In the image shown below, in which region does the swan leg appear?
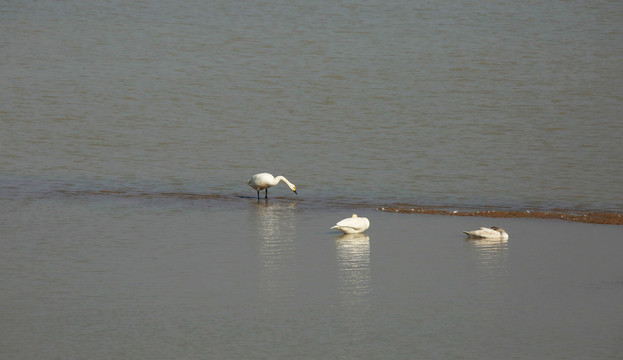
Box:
[264,189,268,199]
[257,190,260,200]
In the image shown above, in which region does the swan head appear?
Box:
[490,226,506,234]
[275,175,296,194]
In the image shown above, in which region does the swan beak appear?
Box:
[293,188,297,194]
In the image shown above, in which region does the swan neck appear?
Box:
[274,175,291,186]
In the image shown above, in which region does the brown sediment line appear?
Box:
[55,189,622,225]
[377,206,623,225]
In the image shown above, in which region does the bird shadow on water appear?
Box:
[235,195,256,199]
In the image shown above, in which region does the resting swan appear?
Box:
[463,226,509,240]
[331,214,370,234]
[248,173,297,200]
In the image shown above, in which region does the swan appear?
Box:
[331,214,370,234]
[463,226,509,240]
[247,173,297,200]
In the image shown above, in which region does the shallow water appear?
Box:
[1,196,622,359]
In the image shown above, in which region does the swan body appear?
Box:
[248,173,297,200]
[463,226,509,240]
[331,214,370,234]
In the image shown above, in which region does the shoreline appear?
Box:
[6,186,622,225]
[377,206,623,225]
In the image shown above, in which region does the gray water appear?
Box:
[2,0,623,358]
[2,0,622,209]
[2,196,623,359]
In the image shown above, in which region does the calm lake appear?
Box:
[1,0,622,358]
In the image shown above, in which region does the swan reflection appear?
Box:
[252,202,297,299]
[336,233,372,308]
[465,237,509,269]
[465,236,509,295]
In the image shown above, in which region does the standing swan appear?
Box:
[331,214,370,234]
[248,173,297,200]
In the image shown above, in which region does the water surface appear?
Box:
[1,196,622,359]
[2,0,623,210]
[2,0,623,358]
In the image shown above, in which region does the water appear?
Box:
[2,0,623,358]
[2,0,622,209]
[2,197,622,359]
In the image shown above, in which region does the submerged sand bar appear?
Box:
[52,189,623,225]
[378,206,623,225]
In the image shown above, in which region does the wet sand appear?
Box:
[378,205,623,225]
[51,189,623,226]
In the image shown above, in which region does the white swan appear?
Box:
[463,226,509,240]
[248,173,297,200]
[331,214,370,234]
